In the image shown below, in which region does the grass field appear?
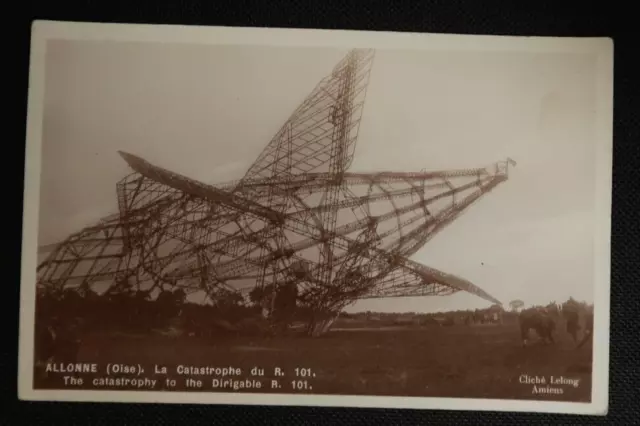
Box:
[36,319,592,402]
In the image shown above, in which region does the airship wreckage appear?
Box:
[37,49,515,335]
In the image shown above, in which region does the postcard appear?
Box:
[19,20,613,415]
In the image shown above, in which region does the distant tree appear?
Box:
[509,299,525,312]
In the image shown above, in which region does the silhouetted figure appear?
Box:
[55,318,83,362]
[576,310,594,349]
[563,299,581,343]
[519,308,555,347]
[35,316,83,381]
[35,323,57,369]
[272,281,298,334]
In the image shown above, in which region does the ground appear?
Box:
[35,319,593,402]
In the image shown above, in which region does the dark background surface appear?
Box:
[8,1,638,424]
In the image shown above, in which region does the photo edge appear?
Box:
[17,21,613,415]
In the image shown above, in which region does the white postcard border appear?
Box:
[18,20,613,415]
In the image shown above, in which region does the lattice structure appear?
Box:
[37,48,515,332]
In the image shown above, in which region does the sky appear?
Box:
[37,39,600,313]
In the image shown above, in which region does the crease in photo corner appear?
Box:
[19,20,613,416]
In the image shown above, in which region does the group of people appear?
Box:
[519,299,594,348]
[562,301,594,348]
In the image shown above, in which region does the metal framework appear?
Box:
[37,49,515,328]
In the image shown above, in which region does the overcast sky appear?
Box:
[38,39,600,312]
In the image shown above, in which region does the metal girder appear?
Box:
[36,48,514,323]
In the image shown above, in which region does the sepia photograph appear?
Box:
[19,21,613,415]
